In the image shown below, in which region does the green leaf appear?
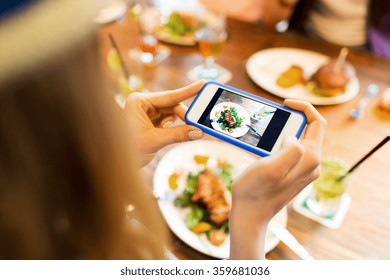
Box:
[220,221,230,233]
[186,172,199,194]
[185,205,205,229]
[174,191,192,207]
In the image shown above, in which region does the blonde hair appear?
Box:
[0,29,168,259]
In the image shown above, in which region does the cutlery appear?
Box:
[270,225,315,260]
[165,248,178,260]
[246,124,262,137]
[350,83,379,119]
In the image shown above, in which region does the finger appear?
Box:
[173,103,188,121]
[280,102,324,184]
[154,125,204,147]
[142,103,188,122]
[268,136,305,177]
[159,115,176,128]
[301,119,326,149]
[283,99,326,147]
[283,99,326,124]
[249,136,304,180]
[289,165,322,198]
[149,80,206,108]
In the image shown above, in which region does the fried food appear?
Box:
[209,229,227,246]
[223,110,237,127]
[275,59,350,97]
[191,170,231,225]
[276,65,306,88]
[191,222,212,234]
[216,107,243,132]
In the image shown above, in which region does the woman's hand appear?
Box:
[124,80,206,166]
[229,99,327,259]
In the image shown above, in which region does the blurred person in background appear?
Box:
[200,0,390,59]
[0,0,325,260]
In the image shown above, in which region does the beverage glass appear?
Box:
[306,158,350,217]
[107,48,144,105]
[189,12,230,81]
[137,5,161,63]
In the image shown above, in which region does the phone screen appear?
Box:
[197,88,291,152]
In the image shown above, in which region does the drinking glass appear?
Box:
[306,158,351,217]
[107,48,144,106]
[137,3,162,64]
[188,12,231,82]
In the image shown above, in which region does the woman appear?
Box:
[0,0,326,259]
[201,0,390,58]
[288,0,390,58]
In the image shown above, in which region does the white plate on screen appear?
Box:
[210,102,250,138]
[245,48,360,105]
[153,140,287,259]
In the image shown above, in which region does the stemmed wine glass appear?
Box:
[130,0,170,66]
[188,11,232,82]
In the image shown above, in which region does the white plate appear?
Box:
[94,1,127,24]
[153,140,287,259]
[210,102,250,138]
[246,48,360,105]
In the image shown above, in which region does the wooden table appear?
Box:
[98,14,390,260]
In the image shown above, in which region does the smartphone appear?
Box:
[185,81,307,157]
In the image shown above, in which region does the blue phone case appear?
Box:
[185,81,307,157]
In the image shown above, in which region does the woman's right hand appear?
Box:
[229,99,327,259]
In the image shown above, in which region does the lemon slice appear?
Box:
[107,48,121,72]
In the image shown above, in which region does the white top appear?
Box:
[304,0,369,47]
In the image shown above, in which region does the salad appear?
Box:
[174,155,234,247]
[164,12,197,38]
[215,107,244,133]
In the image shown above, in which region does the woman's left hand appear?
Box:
[124,80,206,166]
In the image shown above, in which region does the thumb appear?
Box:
[155,125,204,147]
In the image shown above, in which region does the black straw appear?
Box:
[108,33,129,79]
[339,136,390,181]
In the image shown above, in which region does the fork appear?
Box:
[350,84,379,119]
[246,124,262,137]
[270,225,315,260]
